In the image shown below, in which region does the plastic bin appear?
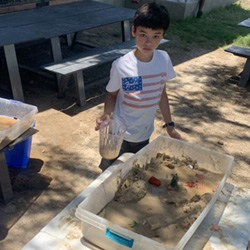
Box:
[0,98,38,149]
[4,122,35,168]
[75,136,234,250]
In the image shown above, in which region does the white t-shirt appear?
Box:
[106,49,176,142]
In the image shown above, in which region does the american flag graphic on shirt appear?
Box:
[122,72,166,109]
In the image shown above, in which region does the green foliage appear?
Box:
[166,1,250,49]
[129,220,138,228]
[234,34,250,46]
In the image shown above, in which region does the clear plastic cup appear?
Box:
[99,119,126,160]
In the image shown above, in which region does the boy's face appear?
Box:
[132,25,164,62]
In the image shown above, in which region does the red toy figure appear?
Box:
[149,176,161,187]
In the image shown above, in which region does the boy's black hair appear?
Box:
[133,2,170,33]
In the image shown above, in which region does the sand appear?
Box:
[100,153,222,248]
[0,116,18,133]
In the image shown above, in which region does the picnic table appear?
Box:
[238,17,250,28]
[225,17,250,87]
[21,154,250,250]
[0,0,135,102]
[237,17,250,87]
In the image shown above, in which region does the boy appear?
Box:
[96,2,181,171]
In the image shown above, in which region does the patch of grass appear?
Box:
[167,1,250,49]
[234,33,250,46]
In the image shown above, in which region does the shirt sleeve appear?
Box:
[161,51,176,81]
[106,60,121,92]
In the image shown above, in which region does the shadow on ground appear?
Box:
[0,158,49,240]
[0,139,100,242]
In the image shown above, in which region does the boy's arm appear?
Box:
[104,90,119,116]
[159,86,182,139]
[95,90,119,130]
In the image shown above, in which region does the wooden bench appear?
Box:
[42,39,168,106]
[224,45,250,87]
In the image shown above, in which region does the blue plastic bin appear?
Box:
[4,122,35,168]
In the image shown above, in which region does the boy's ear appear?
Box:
[131,25,136,37]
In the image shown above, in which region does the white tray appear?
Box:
[76,136,234,250]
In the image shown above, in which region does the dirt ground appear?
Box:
[0,17,250,250]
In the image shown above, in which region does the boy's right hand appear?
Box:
[166,126,182,140]
[95,114,110,131]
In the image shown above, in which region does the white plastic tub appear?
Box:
[0,98,38,149]
[75,136,234,250]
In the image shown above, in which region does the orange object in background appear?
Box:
[186,181,195,187]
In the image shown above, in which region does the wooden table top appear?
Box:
[0,0,135,46]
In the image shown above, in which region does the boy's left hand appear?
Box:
[166,127,182,140]
[95,114,110,131]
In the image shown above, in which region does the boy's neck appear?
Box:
[133,48,154,62]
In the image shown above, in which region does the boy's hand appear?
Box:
[166,126,182,140]
[95,114,110,131]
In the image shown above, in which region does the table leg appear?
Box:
[238,58,250,87]
[58,75,71,99]
[50,36,63,88]
[121,20,131,42]
[70,32,82,50]
[0,152,13,203]
[66,33,74,47]
[73,71,86,106]
[3,44,24,102]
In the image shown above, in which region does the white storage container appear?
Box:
[0,98,38,149]
[75,136,234,250]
